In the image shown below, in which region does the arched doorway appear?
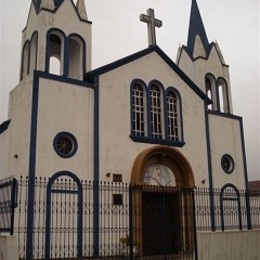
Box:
[130,146,195,257]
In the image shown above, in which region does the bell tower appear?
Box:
[20,0,92,81]
[176,0,232,114]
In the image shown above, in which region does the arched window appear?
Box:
[205,74,217,111]
[166,89,181,141]
[150,84,163,139]
[68,35,85,80]
[132,81,146,137]
[217,77,230,113]
[46,30,65,76]
[21,41,30,80]
[29,32,38,74]
[130,80,184,147]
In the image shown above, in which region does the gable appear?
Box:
[85,45,211,104]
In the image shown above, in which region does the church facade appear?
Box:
[0,0,248,191]
[0,0,253,259]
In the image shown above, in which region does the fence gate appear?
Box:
[45,172,83,259]
[129,185,197,260]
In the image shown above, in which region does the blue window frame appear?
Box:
[130,80,184,147]
[150,84,163,139]
[132,81,146,137]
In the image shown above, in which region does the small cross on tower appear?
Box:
[140,8,162,46]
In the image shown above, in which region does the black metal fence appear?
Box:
[0,177,17,235]
[0,176,259,259]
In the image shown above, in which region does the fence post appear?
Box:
[192,188,198,260]
[26,177,36,259]
[129,184,134,260]
[245,189,252,230]
[10,178,18,236]
[93,181,100,258]
[209,188,216,231]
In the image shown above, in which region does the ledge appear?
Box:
[130,135,185,147]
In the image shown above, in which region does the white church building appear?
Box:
[0,0,259,259]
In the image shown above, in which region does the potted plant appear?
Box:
[120,234,138,257]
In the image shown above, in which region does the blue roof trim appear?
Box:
[35,70,94,88]
[32,0,91,24]
[177,42,229,68]
[0,120,11,135]
[208,110,242,121]
[85,45,211,104]
[186,0,210,58]
[33,0,64,12]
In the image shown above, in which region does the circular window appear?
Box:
[53,132,78,158]
[221,154,234,174]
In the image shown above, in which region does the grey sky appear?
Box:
[0,0,259,180]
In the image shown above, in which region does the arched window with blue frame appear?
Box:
[67,34,86,80]
[149,82,163,139]
[166,88,182,142]
[46,28,66,76]
[130,80,184,147]
[217,77,230,114]
[131,80,147,137]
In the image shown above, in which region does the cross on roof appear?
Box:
[140,8,162,46]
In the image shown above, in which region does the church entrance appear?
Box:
[142,191,181,255]
[130,146,196,258]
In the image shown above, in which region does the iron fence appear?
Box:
[0,177,17,234]
[194,186,260,231]
[0,176,259,259]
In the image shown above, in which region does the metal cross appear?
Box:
[140,8,162,46]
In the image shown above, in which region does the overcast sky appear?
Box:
[0,0,259,180]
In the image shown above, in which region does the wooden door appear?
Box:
[142,191,181,256]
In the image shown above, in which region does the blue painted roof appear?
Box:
[33,0,64,12]
[85,45,211,104]
[186,0,210,57]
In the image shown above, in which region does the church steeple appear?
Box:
[186,0,210,58]
[20,0,92,81]
[76,0,88,20]
[39,0,55,10]
[33,0,64,12]
[176,0,233,114]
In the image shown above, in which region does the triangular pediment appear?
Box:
[85,45,211,103]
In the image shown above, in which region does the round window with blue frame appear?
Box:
[221,154,234,174]
[53,132,78,158]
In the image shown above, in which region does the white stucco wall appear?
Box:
[0,235,19,260]
[0,127,10,178]
[36,77,94,179]
[209,114,246,189]
[0,76,33,179]
[98,52,209,186]
[197,230,260,260]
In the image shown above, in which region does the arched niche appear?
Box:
[46,29,66,76]
[67,34,85,79]
[205,74,218,111]
[29,32,38,74]
[217,77,230,113]
[21,41,30,80]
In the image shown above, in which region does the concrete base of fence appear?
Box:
[197,230,260,260]
[0,235,19,260]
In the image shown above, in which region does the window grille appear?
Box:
[150,85,162,138]
[167,91,179,141]
[132,83,145,136]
